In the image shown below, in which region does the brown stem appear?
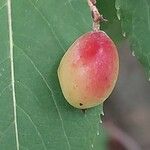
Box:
[87,0,107,31]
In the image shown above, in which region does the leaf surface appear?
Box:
[116,0,150,78]
[0,0,104,150]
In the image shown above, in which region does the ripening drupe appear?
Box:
[58,31,119,109]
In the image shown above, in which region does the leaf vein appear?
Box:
[16,80,42,108]
[27,0,65,52]
[7,0,20,149]
[14,44,71,150]
[0,57,9,66]
[0,84,11,97]
[0,2,7,11]
[0,122,14,140]
[17,105,47,150]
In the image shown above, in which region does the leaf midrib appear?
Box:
[7,0,71,149]
[7,0,19,149]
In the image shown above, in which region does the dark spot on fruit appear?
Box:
[79,103,83,106]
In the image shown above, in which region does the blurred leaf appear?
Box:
[92,126,108,150]
[97,0,123,44]
[115,0,150,79]
[0,0,105,150]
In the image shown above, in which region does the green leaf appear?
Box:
[97,0,123,44]
[0,0,105,150]
[115,0,150,79]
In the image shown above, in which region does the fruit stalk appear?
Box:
[87,0,107,31]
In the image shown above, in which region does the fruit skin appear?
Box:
[58,31,119,109]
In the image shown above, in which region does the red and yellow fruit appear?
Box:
[58,31,119,109]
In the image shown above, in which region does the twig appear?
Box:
[87,0,107,31]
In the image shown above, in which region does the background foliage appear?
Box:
[116,0,150,79]
[0,0,150,149]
